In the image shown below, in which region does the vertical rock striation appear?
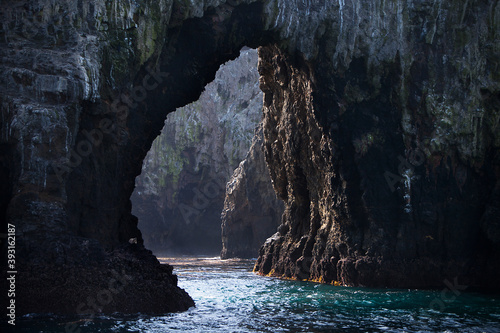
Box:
[221,122,284,259]
[254,1,500,290]
[0,0,269,314]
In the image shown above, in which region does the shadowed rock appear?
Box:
[221,122,284,259]
[1,0,499,315]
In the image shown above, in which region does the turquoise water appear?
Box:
[17,257,500,332]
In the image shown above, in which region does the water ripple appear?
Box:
[17,257,500,332]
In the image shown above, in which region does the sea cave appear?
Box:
[1,0,500,331]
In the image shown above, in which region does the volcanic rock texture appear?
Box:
[1,0,499,315]
[254,3,500,290]
[0,0,268,314]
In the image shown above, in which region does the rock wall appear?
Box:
[132,48,262,255]
[221,122,284,259]
[0,0,269,314]
[0,0,499,315]
[254,1,500,290]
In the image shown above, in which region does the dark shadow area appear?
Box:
[0,143,13,268]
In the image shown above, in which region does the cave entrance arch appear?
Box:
[131,47,270,257]
[4,0,499,316]
[2,0,286,315]
[65,2,275,250]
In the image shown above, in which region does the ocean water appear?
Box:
[16,257,500,332]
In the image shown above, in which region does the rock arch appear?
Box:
[1,0,499,314]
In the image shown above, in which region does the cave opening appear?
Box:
[131,47,281,258]
[2,0,500,326]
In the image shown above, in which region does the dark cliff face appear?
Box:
[221,122,284,259]
[1,0,499,315]
[254,4,500,289]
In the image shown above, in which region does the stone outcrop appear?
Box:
[1,0,499,315]
[221,122,284,259]
[254,3,500,290]
[0,0,269,314]
[132,48,262,255]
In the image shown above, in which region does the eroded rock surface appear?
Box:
[254,3,500,290]
[0,0,499,315]
[221,122,284,259]
[0,0,268,314]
